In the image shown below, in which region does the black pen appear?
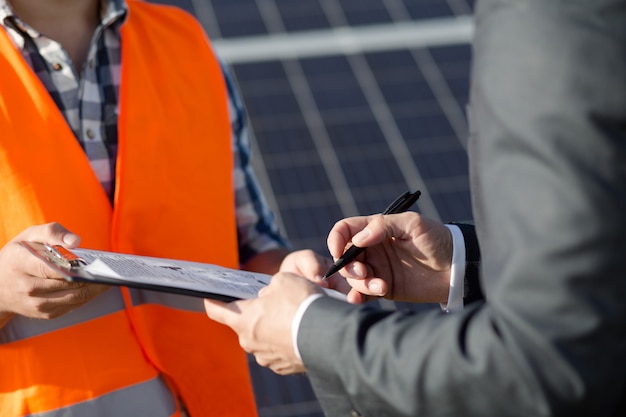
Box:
[322,190,421,279]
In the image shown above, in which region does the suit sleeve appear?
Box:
[298,1,626,416]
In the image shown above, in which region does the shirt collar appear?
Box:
[0,0,128,47]
[1,0,38,45]
[101,0,129,28]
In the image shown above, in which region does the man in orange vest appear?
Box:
[0,0,309,415]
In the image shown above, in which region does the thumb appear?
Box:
[17,222,81,248]
[51,223,81,247]
[204,298,240,327]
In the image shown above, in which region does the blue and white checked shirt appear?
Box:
[0,0,288,265]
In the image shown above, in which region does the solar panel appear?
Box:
[149,1,475,415]
[274,0,331,32]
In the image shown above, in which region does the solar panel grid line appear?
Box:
[313,0,441,220]
[236,0,292,235]
[248,129,289,236]
[255,0,287,33]
[409,48,469,149]
[318,0,345,27]
[339,0,392,25]
[363,46,473,221]
[234,112,347,250]
[254,0,361,220]
[373,3,472,218]
[211,16,474,64]
[444,0,474,15]
[344,52,442,221]
[273,0,330,32]
[280,58,361,218]
[401,0,471,19]
[189,0,221,38]
[297,61,406,215]
[226,0,269,38]
[367,0,471,216]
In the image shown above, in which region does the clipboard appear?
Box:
[20,241,271,302]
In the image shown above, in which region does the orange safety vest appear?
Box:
[0,1,257,416]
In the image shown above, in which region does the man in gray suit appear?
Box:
[205,0,626,415]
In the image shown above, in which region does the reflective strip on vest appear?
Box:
[127,288,205,312]
[26,376,177,417]
[0,288,209,343]
[0,310,161,414]
[0,289,124,343]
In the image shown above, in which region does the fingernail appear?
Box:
[368,281,382,295]
[63,233,80,246]
[352,228,371,245]
[347,263,365,278]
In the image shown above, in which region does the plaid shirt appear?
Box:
[0,0,288,265]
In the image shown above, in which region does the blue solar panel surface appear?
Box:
[149,1,475,415]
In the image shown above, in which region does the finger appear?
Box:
[326,214,405,261]
[272,272,325,298]
[345,277,388,297]
[326,217,371,259]
[341,262,390,297]
[16,222,81,248]
[27,248,69,280]
[10,223,82,279]
[257,285,271,297]
[350,214,399,247]
[27,278,87,295]
[31,283,103,305]
[204,298,242,327]
[314,256,334,282]
[343,261,369,279]
[14,283,110,319]
[346,288,367,304]
[272,363,304,376]
[2,240,67,281]
[294,252,332,282]
[354,212,430,249]
[325,274,352,294]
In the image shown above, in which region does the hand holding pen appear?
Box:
[323,190,421,280]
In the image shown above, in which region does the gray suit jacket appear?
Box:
[298,0,626,415]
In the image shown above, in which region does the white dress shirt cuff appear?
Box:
[441,224,466,313]
[292,293,324,360]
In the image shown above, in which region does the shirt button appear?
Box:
[86,129,95,139]
[52,62,63,71]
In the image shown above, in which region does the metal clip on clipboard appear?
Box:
[43,244,86,269]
